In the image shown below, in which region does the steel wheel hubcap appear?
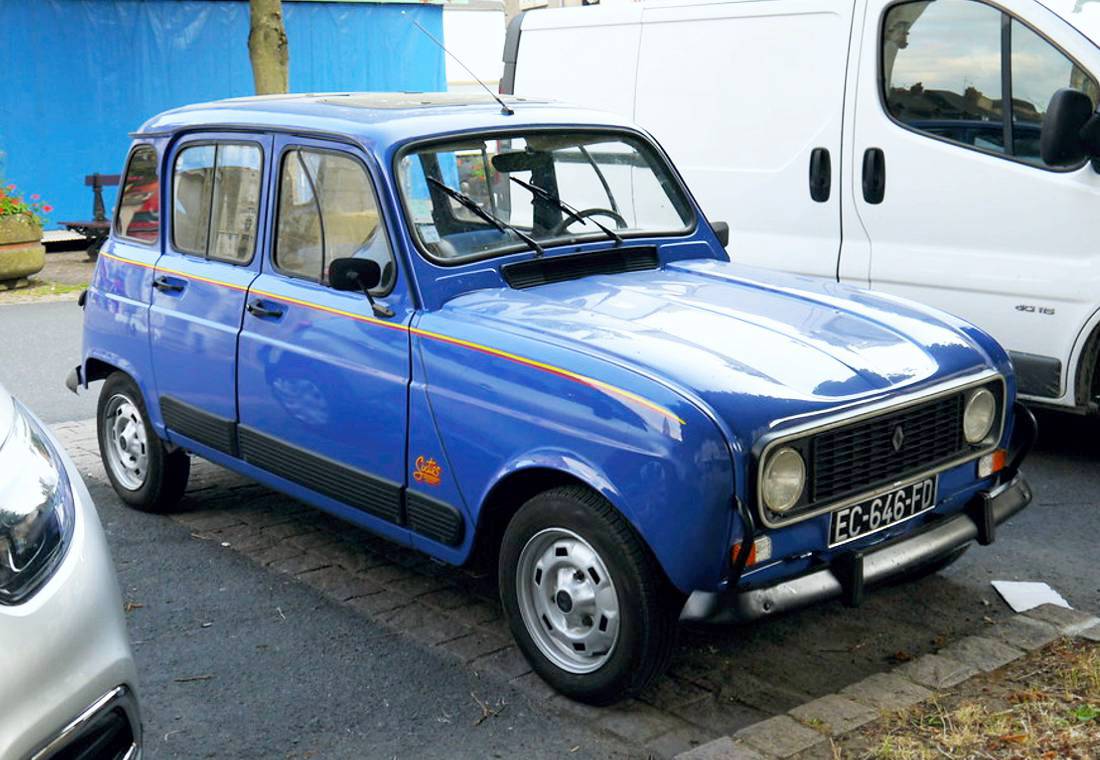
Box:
[516,528,620,674]
[104,394,148,491]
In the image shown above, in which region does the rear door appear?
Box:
[850,0,1100,402]
[634,0,855,278]
[236,136,414,544]
[149,134,271,453]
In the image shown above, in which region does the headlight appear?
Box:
[0,402,75,605]
[761,446,806,513]
[963,387,997,444]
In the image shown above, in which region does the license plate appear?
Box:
[828,477,938,547]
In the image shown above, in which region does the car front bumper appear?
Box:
[0,413,142,760]
[680,471,1032,624]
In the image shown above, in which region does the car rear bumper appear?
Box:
[680,471,1032,624]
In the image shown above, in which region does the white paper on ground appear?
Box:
[991,580,1072,613]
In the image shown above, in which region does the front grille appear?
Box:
[812,393,965,503]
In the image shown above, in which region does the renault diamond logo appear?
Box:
[892,425,905,452]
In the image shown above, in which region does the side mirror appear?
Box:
[1040,88,1100,167]
[329,257,393,318]
[329,257,381,292]
[712,221,730,248]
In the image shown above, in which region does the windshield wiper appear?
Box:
[427,177,544,257]
[509,176,624,246]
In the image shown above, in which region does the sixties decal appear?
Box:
[413,456,443,487]
[100,251,685,426]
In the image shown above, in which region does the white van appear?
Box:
[503,0,1100,413]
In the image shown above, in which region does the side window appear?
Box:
[883,0,1099,167]
[275,148,396,293]
[171,142,262,263]
[115,145,160,243]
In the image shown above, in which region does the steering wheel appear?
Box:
[551,207,628,236]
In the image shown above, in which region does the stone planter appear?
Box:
[0,215,45,286]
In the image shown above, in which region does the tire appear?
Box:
[97,372,190,512]
[499,486,678,705]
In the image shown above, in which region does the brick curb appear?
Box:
[674,604,1100,759]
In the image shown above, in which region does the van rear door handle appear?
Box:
[247,299,285,320]
[809,147,831,202]
[862,148,886,204]
[153,275,185,294]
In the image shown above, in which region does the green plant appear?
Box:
[0,181,51,226]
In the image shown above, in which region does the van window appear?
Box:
[275,149,395,292]
[115,145,160,244]
[883,0,1099,167]
[172,143,262,263]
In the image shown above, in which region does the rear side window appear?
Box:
[116,145,160,244]
[883,0,1099,167]
[171,143,263,264]
[275,148,395,293]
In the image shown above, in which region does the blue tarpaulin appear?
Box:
[0,0,445,227]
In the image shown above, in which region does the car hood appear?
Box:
[444,259,998,440]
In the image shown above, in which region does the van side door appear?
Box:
[633,0,854,279]
[235,137,414,545]
[148,134,271,453]
[850,0,1100,404]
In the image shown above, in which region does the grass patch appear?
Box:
[829,638,1100,759]
[0,279,86,302]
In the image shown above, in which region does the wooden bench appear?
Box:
[58,173,120,258]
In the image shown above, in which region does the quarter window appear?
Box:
[275,149,395,292]
[115,145,160,243]
[171,143,262,263]
[883,0,1099,167]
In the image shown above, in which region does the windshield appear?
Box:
[1040,0,1100,47]
[397,131,694,262]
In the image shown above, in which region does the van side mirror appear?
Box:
[329,257,393,318]
[1040,88,1100,167]
[712,221,730,248]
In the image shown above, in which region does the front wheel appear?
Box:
[97,372,190,512]
[499,486,678,705]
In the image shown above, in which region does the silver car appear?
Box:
[0,384,141,759]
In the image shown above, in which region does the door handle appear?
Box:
[862,147,886,204]
[153,275,185,294]
[246,299,285,320]
[809,147,831,202]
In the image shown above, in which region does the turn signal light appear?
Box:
[731,535,773,567]
[978,449,1006,478]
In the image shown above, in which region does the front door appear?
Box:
[236,136,414,543]
[149,134,271,453]
[850,0,1100,402]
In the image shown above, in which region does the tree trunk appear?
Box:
[248,0,289,95]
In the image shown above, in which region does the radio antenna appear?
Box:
[402,11,515,116]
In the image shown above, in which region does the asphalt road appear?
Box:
[2,299,1099,757]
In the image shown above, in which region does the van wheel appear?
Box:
[97,372,190,512]
[499,486,678,705]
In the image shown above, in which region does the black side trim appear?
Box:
[1009,351,1062,398]
[238,425,403,524]
[500,11,526,95]
[161,396,238,456]
[502,247,659,289]
[406,491,465,546]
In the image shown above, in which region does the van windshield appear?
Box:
[397,131,694,263]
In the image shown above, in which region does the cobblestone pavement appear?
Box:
[54,418,1029,758]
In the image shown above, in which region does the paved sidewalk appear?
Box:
[55,418,1028,758]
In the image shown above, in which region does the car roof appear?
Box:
[136,92,641,148]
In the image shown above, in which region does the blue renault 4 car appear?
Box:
[69,93,1035,705]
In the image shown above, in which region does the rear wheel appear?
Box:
[499,486,678,705]
[97,372,190,512]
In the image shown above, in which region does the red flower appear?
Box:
[42,205,53,213]
[5,184,14,191]
[30,194,39,201]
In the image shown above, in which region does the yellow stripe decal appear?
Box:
[101,251,685,425]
